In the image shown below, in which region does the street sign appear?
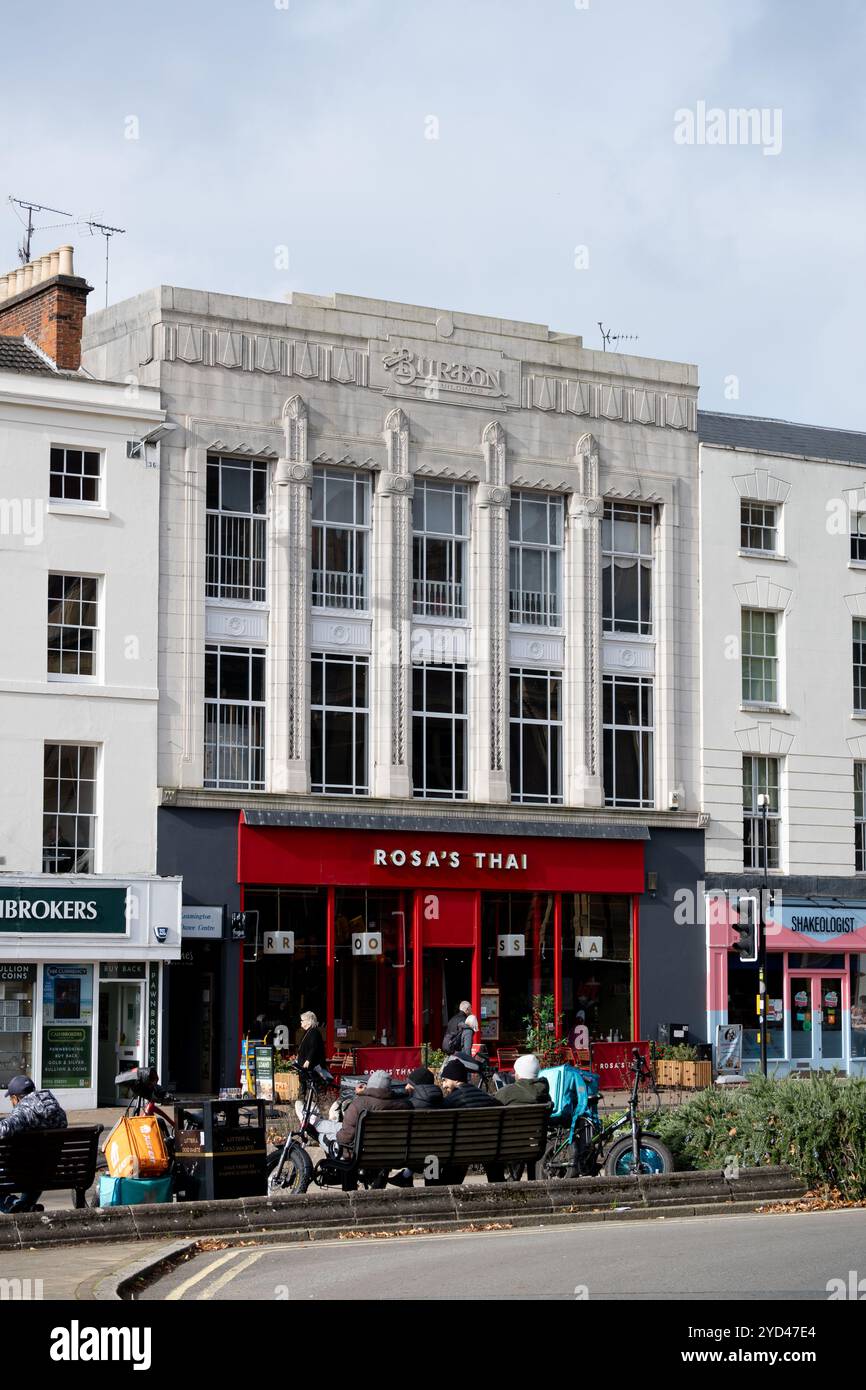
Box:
[715,1023,743,1074]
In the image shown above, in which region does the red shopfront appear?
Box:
[237,820,645,1058]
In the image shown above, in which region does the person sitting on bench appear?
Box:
[0,1075,67,1214]
[495,1053,550,1106]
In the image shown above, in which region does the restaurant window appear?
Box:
[412,480,468,620]
[0,966,35,1090]
[204,645,265,790]
[741,609,778,706]
[743,755,780,871]
[602,501,653,635]
[509,492,563,627]
[855,620,866,714]
[856,764,866,873]
[509,668,562,804]
[311,652,369,796]
[728,953,784,1060]
[412,663,468,800]
[242,889,327,1043]
[561,895,633,1043]
[481,894,555,1044]
[311,466,370,611]
[602,674,654,808]
[741,500,779,555]
[49,446,101,504]
[47,573,99,679]
[206,455,268,604]
[851,954,866,1059]
[333,891,413,1046]
[43,743,97,873]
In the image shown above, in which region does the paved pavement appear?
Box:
[0,1240,185,1300]
[141,1208,866,1301]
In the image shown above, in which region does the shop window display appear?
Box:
[243,889,327,1044]
[561,895,633,1043]
[481,893,555,1044]
[0,966,35,1088]
[333,891,412,1046]
[727,953,784,1059]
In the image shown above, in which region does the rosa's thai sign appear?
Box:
[238,824,644,893]
[0,887,127,933]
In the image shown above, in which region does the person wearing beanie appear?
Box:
[405,1066,443,1109]
[495,1052,551,1107]
[435,1058,504,1184]
[0,1076,67,1213]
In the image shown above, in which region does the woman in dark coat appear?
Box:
[296,1010,326,1072]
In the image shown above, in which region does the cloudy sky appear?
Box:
[3,0,864,426]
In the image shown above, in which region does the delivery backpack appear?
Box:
[538,1064,600,1140]
[103,1115,170,1180]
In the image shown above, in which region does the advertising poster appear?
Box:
[41,964,93,1088]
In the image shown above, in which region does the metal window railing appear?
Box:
[311,568,366,610]
[509,588,560,627]
[204,703,265,790]
[412,578,465,619]
[206,514,267,603]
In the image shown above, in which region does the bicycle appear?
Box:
[541,1048,673,1178]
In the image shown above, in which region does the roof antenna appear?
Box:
[598,322,639,352]
[84,218,126,307]
[8,197,73,262]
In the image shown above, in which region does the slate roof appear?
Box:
[0,335,56,375]
[699,410,866,467]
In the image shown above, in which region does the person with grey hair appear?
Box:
[443,1001,476,1056]
[296,1010,325,1072]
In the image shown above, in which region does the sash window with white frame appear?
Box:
[311,467,370,612]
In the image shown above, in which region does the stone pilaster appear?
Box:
[564,433,604,806]
[272,395,311,794]
[471,421,510,802]
[371,408,413,798]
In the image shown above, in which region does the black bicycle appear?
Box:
[541,1049,673,1178]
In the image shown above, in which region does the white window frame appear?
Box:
[49,445,103,507]
[42,742,98,874]
[509,668,563,804]
[47,572,100,683]
[740,500,780,556]
[311,466,371,612]
[412,481,468,621]
[742,609,779,707]
[743,755,781,871]
[412,662,468,800]
[603,674,654,809]
[602,501,654,636]
[508,492,563,628]
[204,644,266,791]
[855,620,866,714]
[205,455,268,605]
[855,763,866,873]
[851,512,866,564]
[310,651,370,796]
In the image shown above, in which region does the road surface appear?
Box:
[141,1208,866,1300]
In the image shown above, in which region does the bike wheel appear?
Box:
[603,1134,673,1177]
[267,1143,313,1194]
[540,1134,575,1180]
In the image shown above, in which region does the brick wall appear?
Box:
[0,276,90,369]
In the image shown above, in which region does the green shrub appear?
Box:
[652,1072,866,1199]
[655,1043,699,1061]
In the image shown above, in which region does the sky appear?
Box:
[2,0,864,427]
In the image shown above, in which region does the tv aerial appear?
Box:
[8,197,73,263]
[598,322,639,352]
[84,218,126,307]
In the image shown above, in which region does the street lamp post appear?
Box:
[757,792,769,1078]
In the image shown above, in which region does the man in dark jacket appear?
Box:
[404,1066,443,1109]
[0,1076,67,1213]
[495,1053,551,1106]
[438,1059,504,1183]
[444,1001,475,1056]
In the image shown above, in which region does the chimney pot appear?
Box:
[49,251,60,277]
[0,275,7,301]
[22,264,33,290]
[30,259,42,286]
[58,245,74,276]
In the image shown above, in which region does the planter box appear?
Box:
[275,1073,300,1102]
[654,1059,713,1089]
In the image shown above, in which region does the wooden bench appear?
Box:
[321,1104,549,1189]
[0,1125,103,1209]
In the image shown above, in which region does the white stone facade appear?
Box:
[700,422,866,875]
[0,365,165,874]
[81,289,703,824]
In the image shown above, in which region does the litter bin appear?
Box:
[173,1098,267,1201]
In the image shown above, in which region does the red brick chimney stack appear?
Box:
[0,246,92,370]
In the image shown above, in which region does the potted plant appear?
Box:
[274,1053,299,1102]
[654,1043,712,1089]
[522,994,572,1068]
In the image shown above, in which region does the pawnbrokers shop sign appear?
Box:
[0,887,127,934]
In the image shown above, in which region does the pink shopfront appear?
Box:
[707,896,866,1073]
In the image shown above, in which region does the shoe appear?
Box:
[388,1171,414,1188]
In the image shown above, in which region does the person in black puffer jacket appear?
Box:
[404,1066,443,1108]
[436,1059,504,1185]
[296,1011,326,1072]
[0,1076,67,1213]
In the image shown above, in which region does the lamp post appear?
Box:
[757,792,770,1077]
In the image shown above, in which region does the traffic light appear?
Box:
[732,893,759,963]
